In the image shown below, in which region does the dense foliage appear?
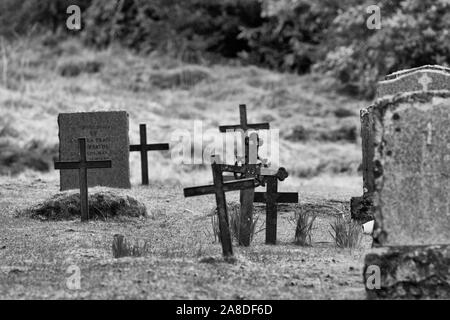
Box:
[1,0,449,99]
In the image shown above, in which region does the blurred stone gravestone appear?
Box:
[58,111,131,190]
[362,91,450,299]
[352,65,450,222]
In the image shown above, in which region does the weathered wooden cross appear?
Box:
[219,104,269,246]
[54,138,112,221]
[254,176,298,245]
[220,164,298,245]
[130,124,169,185]
[183,156,256,257]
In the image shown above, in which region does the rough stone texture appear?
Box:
[58,111,131,190]
[22,187,147,221]
[354,66,450,222]
[363,245,450,299]
[377,65,450,98]
[371,92,450,246]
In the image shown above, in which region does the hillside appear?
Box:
[0,37,364,189]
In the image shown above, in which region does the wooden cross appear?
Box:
[219,104,269,165]
[219,104,269,246]
[130,124,169,185]
[54,138,112,221]
[183,156,255,257]
[254,177,298,245]
[220,164,298,245]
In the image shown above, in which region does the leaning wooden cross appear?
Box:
[54,138,112,221]
[130,124,169,185]
[183,156,255,257]
[220,164,298,244]
[219,104,269,246]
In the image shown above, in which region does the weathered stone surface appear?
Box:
[363,245,450,299]
[371,92,450,246]
[58,111,131,190]
[377,65,450,98]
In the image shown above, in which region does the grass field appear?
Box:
[0,37,372,299]
[0,174,370,299]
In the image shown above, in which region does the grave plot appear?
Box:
[217,104,298,246]
[55,138,112,221]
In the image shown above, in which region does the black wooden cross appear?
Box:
[183,156,256,257]
[130,124,169,185]
[219,104,269,165]
[254,177,298,245]
[54,138,112,221]
[219,104,269,246]
[220,164,298,244]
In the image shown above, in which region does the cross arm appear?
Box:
[254,192,298,203]
[54,161,81,170]
[130,143,169,152]
[184,178,255,197]
[219,123,270,132]
[85,160,112,169]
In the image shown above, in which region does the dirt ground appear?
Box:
[0,174,372,299]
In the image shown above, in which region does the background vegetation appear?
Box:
[0,0,448,181]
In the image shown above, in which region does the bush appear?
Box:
[317,0,450,99]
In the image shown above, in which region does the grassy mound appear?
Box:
[21,187,147,221]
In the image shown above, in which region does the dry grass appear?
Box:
[291,208,317,246]
[112,234,150,258]
[0,36,364,187]
[329,216,362,249]
[210,202,263,246]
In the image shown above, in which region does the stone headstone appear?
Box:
[58,111,131,190]
[371,92,450,246]
[363,91,450,299]
[352,65,450,222]
[377,65,450,98]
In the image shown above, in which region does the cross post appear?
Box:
[183,156,256,257]
[54,138,112,221]
[130,124,169,185]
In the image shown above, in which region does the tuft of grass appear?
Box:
[329,216,362,249]
[112,234,150,258]
[289,208,316,246]
[210,202,263,246]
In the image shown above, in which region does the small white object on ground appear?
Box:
[362,220,374,234]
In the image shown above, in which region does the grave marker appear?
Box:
[183,156,256,257]
[363,91,450,299]
[220,164,298,244]
[352,66,450,222]
[130,124,169,185]
[58,111,130,190]
[254,176,298,245]
[55,138,112,221]
[219,104,269,246]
